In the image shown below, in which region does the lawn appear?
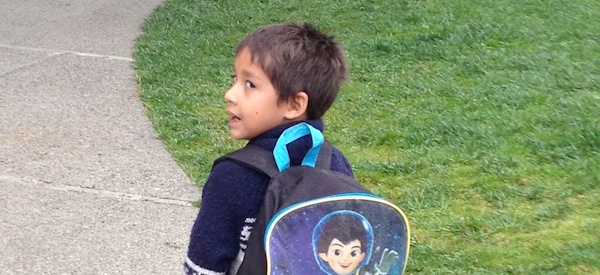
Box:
[134,0,599,273]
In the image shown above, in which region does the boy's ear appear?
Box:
[284,91,308,120]
[319,252,329,262]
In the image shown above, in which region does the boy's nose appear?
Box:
[224,86,236,103]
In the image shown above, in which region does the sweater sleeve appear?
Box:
[185,160,269,275]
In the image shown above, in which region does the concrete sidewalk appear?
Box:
[0,1,201,274]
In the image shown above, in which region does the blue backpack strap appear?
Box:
[218,142,334,178]
[273,122,331,172]
[217,123,333,177]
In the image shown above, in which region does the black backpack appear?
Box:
[217,123,410,275]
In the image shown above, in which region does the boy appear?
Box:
[185,22,353,275]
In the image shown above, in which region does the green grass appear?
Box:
[134,0,599,273]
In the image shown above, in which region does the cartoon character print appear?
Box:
[312,211,399,275]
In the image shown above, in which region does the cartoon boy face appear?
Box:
[313,211,373,275]
[319,238,366,275]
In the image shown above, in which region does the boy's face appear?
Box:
[319,238,365,275]
[225,47,291,140]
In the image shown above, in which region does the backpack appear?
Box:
[217,123,410,275]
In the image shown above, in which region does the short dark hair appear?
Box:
[316,213,368,254]
[236,23,348,119]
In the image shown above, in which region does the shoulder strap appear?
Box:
[314,141,332,170]
[215,145,280,178]
[216,141,334,178]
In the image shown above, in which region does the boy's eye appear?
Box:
[351,251,358,257]
[245,81,255,89]
[334,250,341,256]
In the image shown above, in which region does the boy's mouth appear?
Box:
[228,112,241,125]
[227,109,240,122]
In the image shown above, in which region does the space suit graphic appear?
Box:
[312,211,398,275]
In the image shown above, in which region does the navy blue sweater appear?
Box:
[185,119,354,275]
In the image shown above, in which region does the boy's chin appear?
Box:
[229,131,250,141]
[229,133,245,140]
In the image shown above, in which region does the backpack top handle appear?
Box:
[219,123,333,177]
[273,122,323,172]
